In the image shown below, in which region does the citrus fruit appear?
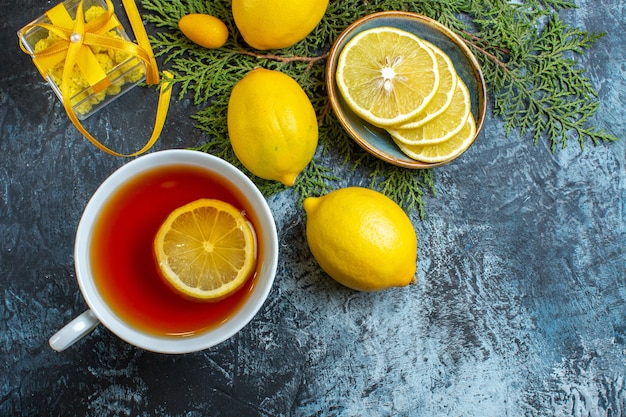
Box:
[232,0,328,50]
[335,26,439,127]
[394,40,458,129]
[227,68,318,186]
[153,199,257,301]
[387,77,471,146]
[393,113,476,163]
[178,14,229,49]
[304,187,417,292]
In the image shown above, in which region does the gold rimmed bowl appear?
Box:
[326,11,487,169]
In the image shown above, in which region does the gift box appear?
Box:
[18,0,146,120]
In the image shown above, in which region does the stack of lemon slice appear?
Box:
[335,26,475,164]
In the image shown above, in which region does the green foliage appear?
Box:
[141,0,616,217]
[463,0,616,150]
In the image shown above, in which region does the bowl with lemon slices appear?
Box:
[326,11,487,168]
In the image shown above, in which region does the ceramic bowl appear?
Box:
[326,11,487,169]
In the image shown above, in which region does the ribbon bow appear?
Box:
[19,0,171,157]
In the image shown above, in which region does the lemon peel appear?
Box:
[232,0,328,50]
[304,187,417,292]
[227,68,318,186]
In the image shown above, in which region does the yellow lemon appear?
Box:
[304,187,417,292]
[232,0,329,50]
[153,199,257,302]
[335,26,439,127]
[387,78,471,146]
[393,114,477,163]
[178,14,229,49]
[227,68,318,186]
[393,40,458,129]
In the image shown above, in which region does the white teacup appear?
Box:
[49,149,278,353]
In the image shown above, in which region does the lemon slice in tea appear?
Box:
[395,40,458,129]
[393,112,476,163]
[387,77,471,146]
[154,199,257,302]
[336,26,439,127]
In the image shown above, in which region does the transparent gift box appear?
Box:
[18,0,146,120]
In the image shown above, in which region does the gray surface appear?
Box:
[1,0,625,416]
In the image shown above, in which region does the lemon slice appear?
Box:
[387,77,471,146]
[393,112,476,163]
[394,40,458,129]
[154,199,257,301]
[336,26,439,127]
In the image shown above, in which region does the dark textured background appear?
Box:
[1,0,624,416]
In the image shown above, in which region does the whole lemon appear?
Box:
[304,187,417,292]
[227,68,318,186]
[232,0,329,50]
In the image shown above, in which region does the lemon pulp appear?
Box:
[153,199,257,301]
[335,26,439,127]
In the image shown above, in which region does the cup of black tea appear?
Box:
[49,149,278,353]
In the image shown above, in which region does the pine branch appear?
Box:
[370,161,437,219]
[462,4,617,150]
[293,159,340,205]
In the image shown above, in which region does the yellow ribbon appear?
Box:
[19,0,171,157]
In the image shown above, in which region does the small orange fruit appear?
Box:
[178,14,229,49]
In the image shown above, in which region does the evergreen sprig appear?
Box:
[141,0,616,217]
[462,1,616,150]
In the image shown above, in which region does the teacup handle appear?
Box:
[49,310,100,351]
